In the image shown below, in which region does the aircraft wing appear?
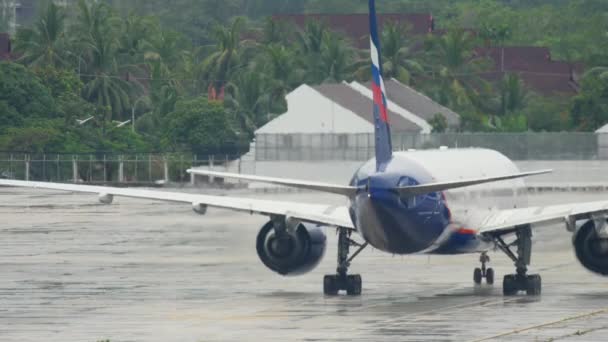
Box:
[0,180,355,229]
[478,200,608,236]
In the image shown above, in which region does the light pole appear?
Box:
[131,96,147,133]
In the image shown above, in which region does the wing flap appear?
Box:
[187,169,357,196]
[0,180,354,229]
[398,169,552,196]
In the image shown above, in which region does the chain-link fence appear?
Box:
[255,133,605,161]
[0,153,242,184]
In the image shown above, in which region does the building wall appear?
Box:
[255,84,373,135]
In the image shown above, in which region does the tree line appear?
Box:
[0,0,607,154]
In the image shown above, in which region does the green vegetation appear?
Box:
[1,0,607,153]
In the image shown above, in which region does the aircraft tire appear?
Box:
[526,274,542,296]
[474,268,483,284]
[346,275,362,296]
[486,268,495,285]
[323,275,339,296]
[503,275,518,296]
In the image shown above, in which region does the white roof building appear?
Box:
[255,80,459,136]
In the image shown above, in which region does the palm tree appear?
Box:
[261,17,292,45]
[379,22,423,84]
[262,44,299,114]
[225,71,271,135]
[13,2,68,68]
[199,17,246,96]
[498,73,527,116]
[75,0,138,120]
[316,32,356,83]
[425,29,488,109]
[295,20,327,82]
[354,22,422,84]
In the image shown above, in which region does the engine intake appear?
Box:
[573,219,608,275]
[256,220,327,276]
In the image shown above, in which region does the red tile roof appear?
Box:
[0,33,12,61]
[474,46,581,95]
[273,13,433,48]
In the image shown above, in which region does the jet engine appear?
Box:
[256,220,327,276]
[573,219,608,275]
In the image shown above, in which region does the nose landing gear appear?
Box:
[474,251,494,285]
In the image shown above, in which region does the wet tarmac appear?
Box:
[1,187,608,342]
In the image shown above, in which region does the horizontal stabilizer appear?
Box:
[187,169,357,196]
[397,169,552,196]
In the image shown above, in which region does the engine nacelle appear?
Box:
[192,203,208,215]
[98,193,114,204]
[256,220,327,276]
[573,219,608,275]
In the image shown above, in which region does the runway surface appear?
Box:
[1,187,608,342]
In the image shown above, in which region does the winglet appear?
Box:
[369,0,393,171]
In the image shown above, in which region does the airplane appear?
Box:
[113,120,131,128]
[76,116,94,125]
[2,0,608,297]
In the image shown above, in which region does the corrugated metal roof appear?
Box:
[365,79,461,128]
[596,123,608,133]
[313,83,422,132]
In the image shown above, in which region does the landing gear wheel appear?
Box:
[486,268,495,285]
[503,275,518,296]
[346,275,362,296]
[324,275,339,296]
[526,274,542,296]
[474,268,483,284]
[494,225,542,296]
[324,228,367,296]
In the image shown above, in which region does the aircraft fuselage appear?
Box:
[349,148,527,255]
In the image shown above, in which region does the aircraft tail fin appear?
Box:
[369,0,392,171]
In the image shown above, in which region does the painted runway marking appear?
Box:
[469,307,608,342]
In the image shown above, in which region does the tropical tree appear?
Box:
[423,29,490,128]
[379,22,422,84]
[199,16,246,96]
[498,73,527,116]
[225,70,271,134]
[261,44,299,114]
[316,31,356,83]
[570,67,608,131]
[260,16,294,45]
[163,97,239,154]
[75,0,139,120]
[13,2,69,68]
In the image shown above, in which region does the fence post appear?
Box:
[25,154,30,181]
[103,155,107,183]
[209,155,215,184]
[190,155,197,185]
[118,155,124,183]
[72,155,78,183]
[163,156,169,183]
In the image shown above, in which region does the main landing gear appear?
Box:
[495,225,542,296]
[323,228,368,296]
[473,251,494,285]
